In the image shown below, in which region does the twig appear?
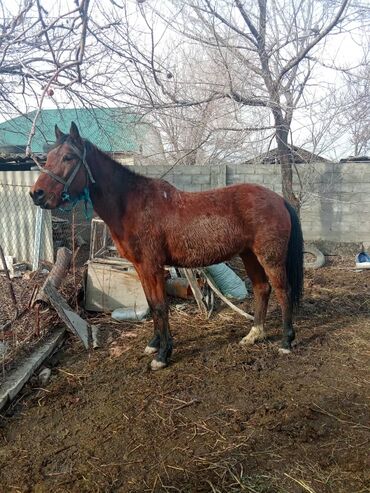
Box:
[284,473,317,493]
[173,398,201,411]
[35,303,40,337]
[310,402,370,430]
[72,210,77,310]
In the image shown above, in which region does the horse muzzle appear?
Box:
[30,188,47,205]
[29,188,56,209]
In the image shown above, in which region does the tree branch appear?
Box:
[278,0,350,82]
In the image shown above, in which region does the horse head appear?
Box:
[30,122,92,209]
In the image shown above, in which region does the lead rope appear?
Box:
[58,187,94,220]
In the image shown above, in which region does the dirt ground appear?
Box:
[0,259,369,493]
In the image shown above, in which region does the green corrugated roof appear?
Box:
[0,108,143,153]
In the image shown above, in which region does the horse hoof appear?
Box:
[144,345,158,355]
[239,326,265,346]
[239,335,254,346]
[278,347,291,355]
[150,359,167,371]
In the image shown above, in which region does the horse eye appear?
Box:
[63,154,75,162]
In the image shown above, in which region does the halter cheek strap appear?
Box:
[34,143,96,219]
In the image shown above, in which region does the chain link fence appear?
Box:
[0,167,91,377]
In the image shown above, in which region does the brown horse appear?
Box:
[30,122,304,370]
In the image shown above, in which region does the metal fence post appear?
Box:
[32,207,45,271]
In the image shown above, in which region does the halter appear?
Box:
[35,142,96,219]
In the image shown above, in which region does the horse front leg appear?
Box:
[136,264,173,370]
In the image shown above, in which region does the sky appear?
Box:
[292,27,368,159]
[1,0,369,160]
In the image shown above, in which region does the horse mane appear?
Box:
[84,139,145,184]
[51,135,145,185]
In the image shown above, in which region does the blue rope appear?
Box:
[59,187,94,220]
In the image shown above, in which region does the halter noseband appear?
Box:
[34,142,96,218]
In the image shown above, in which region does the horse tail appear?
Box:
[284,201,304,310]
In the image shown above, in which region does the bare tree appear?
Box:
[0,0,366,198]
[0,1,90,110]
[339,61,370,156]
[0,0,132,153]
[140,47,274,166]
[105,0,359,209]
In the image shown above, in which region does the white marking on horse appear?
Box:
[144,345,158,355]
[163,191,167,199]
[278,348,291,355]
[151,358,167,370]
[239,325,266,345]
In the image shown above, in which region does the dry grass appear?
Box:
[0,269,84,379]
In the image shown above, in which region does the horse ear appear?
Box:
[55,124,65,141]
[69,121,82,145]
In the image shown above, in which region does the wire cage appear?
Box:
[89,218,117,260]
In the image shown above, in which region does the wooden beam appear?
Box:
[43,282,91,349]
[0,327,66,412]
[202,271,254,321]
[181,268,208,317]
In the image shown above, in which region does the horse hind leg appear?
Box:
[258,260,294,353]
[239,250,271,346]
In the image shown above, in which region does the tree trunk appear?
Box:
[273,114,300,213]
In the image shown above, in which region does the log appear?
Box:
[33,247,72,306]
[165,278,193,299]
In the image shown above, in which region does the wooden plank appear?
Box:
[88,257,133,267]
[202,271,254,321]
[181,268,208,316]
[43,282,91,349]
[0,327,66,412]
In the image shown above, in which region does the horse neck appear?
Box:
[86,145,141,230]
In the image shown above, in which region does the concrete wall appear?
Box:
[129,161,370,245]
[1,162,368,261]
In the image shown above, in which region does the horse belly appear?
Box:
[165,215,247,267]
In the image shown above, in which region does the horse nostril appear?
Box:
[35,189,45,199]
[30,189,45,204]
